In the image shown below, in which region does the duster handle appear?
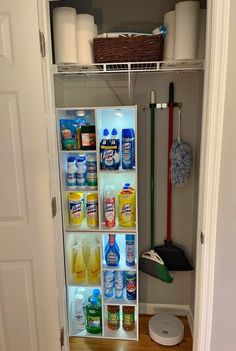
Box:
[167,83,174,242]
[177,107,182,142]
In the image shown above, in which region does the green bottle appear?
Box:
[86,297,102,334]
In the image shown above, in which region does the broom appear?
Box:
[154,83,193,271]
[139,90,173,283]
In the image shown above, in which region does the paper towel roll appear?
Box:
[53,7,78,64]
[94,24,98,37]
[163,10,175,60]
[174,1,200,60]
[77,14,95,65]
[197,9,206,59]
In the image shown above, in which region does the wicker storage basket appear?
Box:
[94,35,164,63]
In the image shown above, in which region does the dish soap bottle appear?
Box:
[105,234,120,266]
[86,297,102,334]
[74,243,85,284]
[87,246,100,284]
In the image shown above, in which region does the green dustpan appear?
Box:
[139,94,173,283]
[139,250,173,283]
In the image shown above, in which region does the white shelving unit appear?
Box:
[56,106,138,340]
[53,60,204,75]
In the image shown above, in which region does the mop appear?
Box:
[154,83,193,271]
[170,107,192,187]
[139,90,173,283]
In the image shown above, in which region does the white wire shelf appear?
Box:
[53,60,204,75]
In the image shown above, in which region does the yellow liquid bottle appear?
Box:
[74,244,85,284]
[87,246,100,284]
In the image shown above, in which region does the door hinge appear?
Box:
[52,197,57,218]
[39,30,46,57]
[60,327,64,349]
[200,232,205,245]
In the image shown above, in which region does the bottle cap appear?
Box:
[93,289,100,297]
[111,128,118,136]
[67,156,76,163]
[103,128,109,136]
[125,183,130,187]
[126,234,135,241]
[90,296,98,304]
[77,155,86,161]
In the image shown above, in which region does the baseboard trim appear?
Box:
[187,306,194,337]
[139,303,189,316]
[139,303,194,337]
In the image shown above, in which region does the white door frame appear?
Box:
[193,0,231,350]
[37,0,232,350]
[37,0,69,350]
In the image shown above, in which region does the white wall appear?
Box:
[210,1,236,350]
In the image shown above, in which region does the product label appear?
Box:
[86,202,98,226]
[121,203,132,219]
[107,251,119,265]
[82,133,96,147]
[126,275,136,300]
[108,311,119,324]
[103,149,114,166]
[126,243,135,265]
[104,198,115,227]
[69,200,83,225]
[104,271,114,288]
[87,316,101,328]
[123,312,134,326]
[66,172,77,187]
[115,272,123,290]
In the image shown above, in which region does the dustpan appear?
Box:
[154,83,193,271]
[139,91,173,283]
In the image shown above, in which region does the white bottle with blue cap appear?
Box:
[66,157,77,189]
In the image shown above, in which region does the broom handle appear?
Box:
[167,83,174,242]
[150,103,156,249]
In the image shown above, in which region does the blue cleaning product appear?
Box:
[131,128,135,167]
[105,234,120,266]
[125,234,135,266]
[122,129,135,169]
[100,129,111,169]
[111,128,120,169]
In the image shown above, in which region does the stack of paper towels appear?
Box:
[163,1,206,61]
[53,7,97,64]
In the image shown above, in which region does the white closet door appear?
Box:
[0,1,61,351]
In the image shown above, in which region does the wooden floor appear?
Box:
[70,315,193,351]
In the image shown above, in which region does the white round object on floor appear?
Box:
[149,313,184,346]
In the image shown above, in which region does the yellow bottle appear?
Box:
[74,244,85,284]
[118,187,136,227]
[70,244,77,277]
[87,246,100,284]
